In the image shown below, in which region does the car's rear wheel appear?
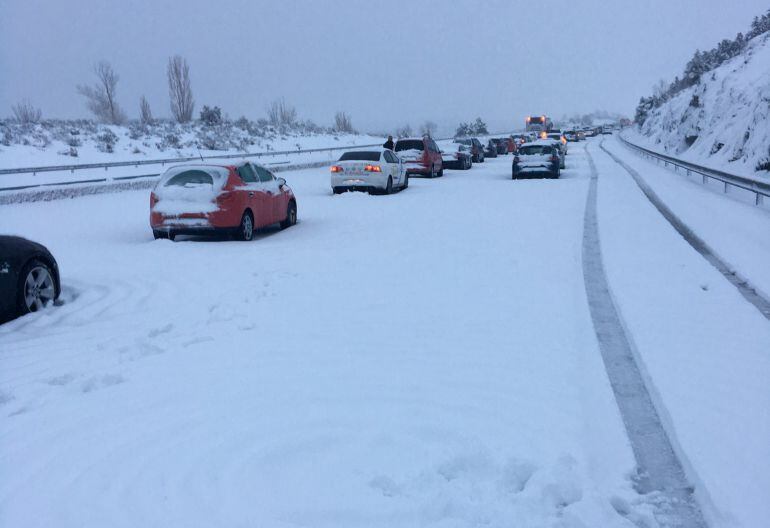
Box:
[438,167,443,177]
[429,165,436,178]
[333,187,344,195]
[401,174,409,190]
[280,201,297,229]
[238,211,254,241]
[384,176,393,195]
[18,259,56,315]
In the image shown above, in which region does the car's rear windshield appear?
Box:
[519,145,553,155]
[395,140,424,152]
[454,139,472,145]
[529,117,544,123]
[164,170,214,187]
[339,151,380,161]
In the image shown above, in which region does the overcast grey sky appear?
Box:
[1,0,766,133]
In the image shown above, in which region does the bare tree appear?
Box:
[334,111,354,133]
[139,95,153,124]
[266,98,297,127]
[11,100,42,124]
[77,61,126,124]
[395,123,413,138]
[167,55,194,123]
[420,120,437,137]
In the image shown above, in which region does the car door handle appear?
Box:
[249,192,254,197]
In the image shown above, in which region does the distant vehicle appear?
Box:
[577,130,586,141]
[394,136,443,178]
[484,139,499,158]
[546,132,568,156]
[438,142,473,170]
[0,236,60,322]
[510,134,528,148]
[525,115,553,133]
[331,149,408,194]
[150,162,297,241]
[512,143,561,179]
[564,130,579,142]
[535,138,566,169]
[454,138,485,163]
[489,138,508,155]
[602,124,614,135]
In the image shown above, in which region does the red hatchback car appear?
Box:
[150,162,297,241]
[394,136,443,178]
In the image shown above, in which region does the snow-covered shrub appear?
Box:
[199,105,222,126]
[160,133,181,150]
[96,128,118,153]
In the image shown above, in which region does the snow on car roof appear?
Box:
[520,141,556,148]
[162,163,233,174]
[344,147,387,152]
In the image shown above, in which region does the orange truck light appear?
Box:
[331,165,343,172]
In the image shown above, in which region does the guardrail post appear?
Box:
[724,181,729,194]
[702,174,707,184]
[757,193,763,206]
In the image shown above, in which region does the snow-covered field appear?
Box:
[1,139,768,527]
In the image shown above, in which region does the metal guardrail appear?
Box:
[0,142,390,176]
[618,134,770,206]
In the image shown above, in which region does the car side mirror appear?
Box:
[277,177,286,187]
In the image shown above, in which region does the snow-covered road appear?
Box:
[1,139,768,527]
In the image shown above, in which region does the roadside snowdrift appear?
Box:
[0,119,380,169]
[636,33,770,177]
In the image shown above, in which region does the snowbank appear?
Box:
[0,119,382,170]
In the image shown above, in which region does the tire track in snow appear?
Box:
[599,140,770,322]
[581,143,708,527]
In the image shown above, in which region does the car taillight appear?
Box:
[364,165,381,172]
[331,165,344,173]
[150,192,158,207]
[561,137,567,144]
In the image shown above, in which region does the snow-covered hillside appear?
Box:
[635,32,770,177]
[0,119,382,169]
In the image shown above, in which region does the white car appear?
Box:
[535,138,566,169]
[331,148,407,195]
